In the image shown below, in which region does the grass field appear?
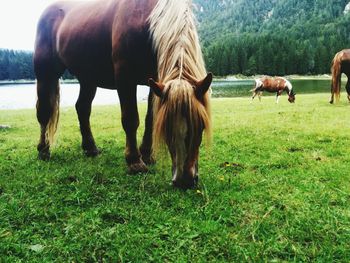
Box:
[1,93,350,262]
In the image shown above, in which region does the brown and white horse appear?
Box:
[34,0,211,189]
[330,49,350,104]
[251,76,295,103]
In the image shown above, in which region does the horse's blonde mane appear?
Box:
[148,0,211,154]
[148,0,207,83]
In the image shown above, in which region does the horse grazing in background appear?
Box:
[251,76,295,103]
[34,0,212,189]
[330,49,350,104]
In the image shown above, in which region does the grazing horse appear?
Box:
[330,49,350,104]
[251,76,295,103]
[34,0,212,189]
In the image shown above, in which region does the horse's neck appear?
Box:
[149,0,206,83]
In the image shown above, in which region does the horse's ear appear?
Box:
[195,73,213,99]
[149,78,165,97]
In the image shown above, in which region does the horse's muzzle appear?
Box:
[172,175,198,190]
[172,165,199,190]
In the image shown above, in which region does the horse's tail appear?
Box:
[46,82,60,145]
[331,52,342,103]
[36,80,61,145]
[34,4,65,146]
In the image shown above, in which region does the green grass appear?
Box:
[1,93,350,262]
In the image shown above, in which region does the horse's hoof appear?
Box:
[128,160,148,174]
[38,150,50,161]
[84,147,101,157]
[141,155,155,165]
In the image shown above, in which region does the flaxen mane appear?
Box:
[148,0,211,152]
[149,0,206,82]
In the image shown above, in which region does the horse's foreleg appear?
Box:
[140,90,155,165]
[118,84,148,174]
[330,83,335,104]
[75,84,100,157]
[251,91,257,102]
[276,93,280,104]
[258,91,262,102]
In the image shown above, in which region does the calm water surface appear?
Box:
[0,79,335,109]
[0,83,150,110]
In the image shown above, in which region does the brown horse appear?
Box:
[34,0,212,189]
[251,76,295,103]
[330,49,350,104]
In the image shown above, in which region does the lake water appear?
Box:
[0,83,150,110]
[0,79,335,110]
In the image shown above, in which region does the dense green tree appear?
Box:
[0,49,75,81]
[0,49,35,80]
[196,0,350,76]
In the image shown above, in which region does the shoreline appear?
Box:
[216,74,332,81]
[0,79,78,85]
[0,74,335,86]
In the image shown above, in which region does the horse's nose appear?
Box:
[172,163,199,190]
[172,167,198,189]
[172,175,198,190]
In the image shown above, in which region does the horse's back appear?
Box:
[336,49,350,61]
[259,76,288,92]
[57,1,118,84]
[34,0,157,87]
[34,1,75,78]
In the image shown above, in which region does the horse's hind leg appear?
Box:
[346,78,350,102]
[330,84,335,104]
[75,83,100,157]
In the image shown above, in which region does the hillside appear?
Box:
[194,0,350,76]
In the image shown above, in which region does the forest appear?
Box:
[196,0,350,76]
[1,0,350,80]
[0,49,34,80]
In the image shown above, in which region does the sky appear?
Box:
[0,1,55,51]
[0,0,91,51]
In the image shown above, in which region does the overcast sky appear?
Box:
[0,0,91,51]
[0,1,55,50]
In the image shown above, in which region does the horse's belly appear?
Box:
[97,83,117,90]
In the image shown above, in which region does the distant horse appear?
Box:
[330,49,350,104]
[34,0,212,189]
[251,76,295,103]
